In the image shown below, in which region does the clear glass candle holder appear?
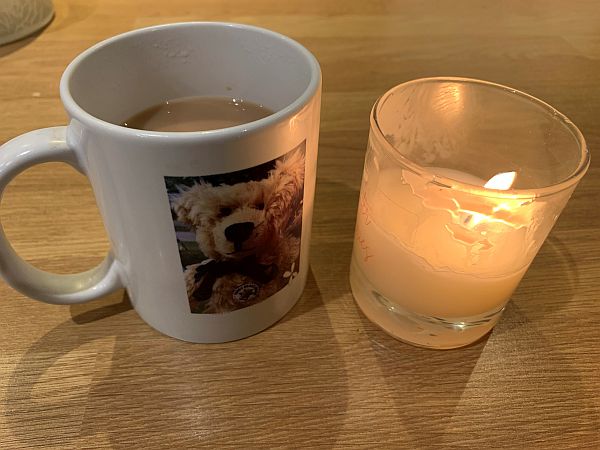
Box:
[350,77,590,349]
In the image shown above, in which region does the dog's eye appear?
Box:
[256,202,265,210]
[219,207,232,217]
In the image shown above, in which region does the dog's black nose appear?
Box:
[225,222,255,246]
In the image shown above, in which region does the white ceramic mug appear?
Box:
[0,22,321,342]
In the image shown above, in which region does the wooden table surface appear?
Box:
[1,1,599,448]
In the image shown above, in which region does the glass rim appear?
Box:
[371,77,590,199]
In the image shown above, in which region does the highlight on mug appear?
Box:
[165,142,306,314]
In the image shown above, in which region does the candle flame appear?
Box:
[483,171,516,190]
[464,172,517,227]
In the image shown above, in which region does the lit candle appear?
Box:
[351,166,537,346]
[351,77,589,349]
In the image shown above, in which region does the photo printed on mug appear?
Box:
[166,141,306,314]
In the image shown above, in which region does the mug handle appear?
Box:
[0,126,123,304]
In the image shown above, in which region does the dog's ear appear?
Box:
[172,182,210,226]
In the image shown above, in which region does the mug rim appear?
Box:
[60,22,321,141]
[370,77,590,199]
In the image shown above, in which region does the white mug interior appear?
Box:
[64,22,318,127]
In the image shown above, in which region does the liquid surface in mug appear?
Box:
[122,96,274,132]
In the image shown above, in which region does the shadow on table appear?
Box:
[358,302,598,447]
[356,308,487,446]
[509,234,580,321]
[0,26,50,58]
[5,271,348,449]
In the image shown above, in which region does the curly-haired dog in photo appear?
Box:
[172,144,305,313]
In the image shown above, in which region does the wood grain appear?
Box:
[1,0,599,448]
